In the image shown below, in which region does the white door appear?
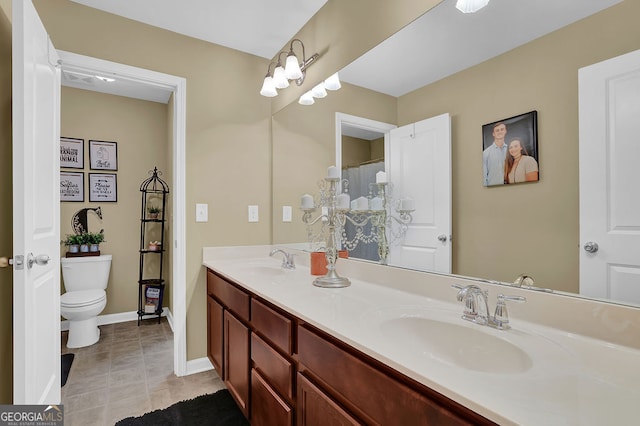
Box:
[387,113,451,273]
[12,0,61,404]
[579,49,640,305]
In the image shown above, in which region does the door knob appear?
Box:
[438,234,448,242]
[26,253,50,269]
[583,242,599,253]
[0,257,12,268]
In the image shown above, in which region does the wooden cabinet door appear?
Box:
[251,369,293,426]
[297,373,361,426]
[224,310,250,418]
[207,296,224,377]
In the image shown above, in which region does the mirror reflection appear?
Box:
[272,0,640,307]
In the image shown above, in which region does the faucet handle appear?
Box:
[493,294,526,330]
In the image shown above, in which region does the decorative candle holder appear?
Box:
[301,176,351,288]
[301,166,416,281]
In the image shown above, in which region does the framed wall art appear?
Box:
[89,173,117,202]
[481,110,539,186]
[60,137,84,169]
[60,171,84,202]
[89,140,118,171]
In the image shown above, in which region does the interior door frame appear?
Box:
[56,50,188,376]
[335,112,396,174]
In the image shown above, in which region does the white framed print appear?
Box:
[60,171,84,202]
[60,137,84,169]
[89,140,118,170]
[89,173,117,202]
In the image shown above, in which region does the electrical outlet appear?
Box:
[282,206,292,222]
[248,205,259,222]
[195,203,208,222]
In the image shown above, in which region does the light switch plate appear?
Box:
[195,203,208,222]
[282,206,292,222]
[248,205,259,222]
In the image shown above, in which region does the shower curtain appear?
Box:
[342,161,384,261]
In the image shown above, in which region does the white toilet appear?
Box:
[60,255,112,348]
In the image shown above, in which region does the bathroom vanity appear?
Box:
[203,245,640,425]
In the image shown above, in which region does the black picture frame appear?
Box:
[89,140,118,171]
[89,173,117,202]
[482,110,539,186]
[60,137,84,169]
[60,171,84,202]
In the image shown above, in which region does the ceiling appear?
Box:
[70,0,327,60]
[62,0,622,103]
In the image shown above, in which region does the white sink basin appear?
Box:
[379,316,533,374]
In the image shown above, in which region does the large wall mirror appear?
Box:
[272,0,640,307]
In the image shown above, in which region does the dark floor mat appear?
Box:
[61,353,74,387]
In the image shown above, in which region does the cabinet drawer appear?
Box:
[251,333,293,401]
[251,369,293,426]
[251,298,293,354]
[207,269,250,322]
[297,373,361,426]
[298,325,486,426]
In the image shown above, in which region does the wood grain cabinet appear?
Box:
[206,270,250,418]
[206,268,494,426]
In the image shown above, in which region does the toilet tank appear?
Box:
[61,254,112,292]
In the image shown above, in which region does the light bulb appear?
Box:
[259,76,277,97]
[284,54,303,80]
[273,66,289,89]
[324,72,341,91]
[298,91,315,105]
[311,82,327,98]
[455,0,490,14]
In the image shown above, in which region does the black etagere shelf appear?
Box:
[137,167,169,325]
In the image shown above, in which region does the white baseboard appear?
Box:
[60,308,171,331]
[186,357,213,375]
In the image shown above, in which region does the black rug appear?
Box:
[61,353,74,387]
[115,389,249,426]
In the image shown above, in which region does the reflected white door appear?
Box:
[387,113,451,273]
[579,49,640,304]
[12,0,61,404]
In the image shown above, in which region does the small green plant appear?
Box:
[148,205,161,214]
[62,234,83,246]
[86,232,105,245]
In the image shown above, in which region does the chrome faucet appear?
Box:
[269,248,296,270]
[452,284,526,330]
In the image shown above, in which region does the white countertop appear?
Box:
[203,245,640,426]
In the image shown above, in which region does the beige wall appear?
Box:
[0,0,13,404]
[60,87,169,314]
[33,0,272,361]
[396,0,640,293]
[342,136,372,168]
[272,82,396,244]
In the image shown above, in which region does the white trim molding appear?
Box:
[57,50,188,377]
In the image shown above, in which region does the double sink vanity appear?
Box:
[203,245,640,425]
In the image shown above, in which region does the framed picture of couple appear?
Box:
[482,110,538,187]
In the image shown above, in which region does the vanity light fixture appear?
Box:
[298,72,341,106]
[455,0,490,14]
[259,38,319,97]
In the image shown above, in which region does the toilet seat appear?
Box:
[61,290,106,308]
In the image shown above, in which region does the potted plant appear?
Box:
[87,231,105,252]
[78,232,91,253]
[62,234,82,253]
[148,205,161,219]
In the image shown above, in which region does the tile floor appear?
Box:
[61,318,225,425]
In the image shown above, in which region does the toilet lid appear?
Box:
[61,290,106,308]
